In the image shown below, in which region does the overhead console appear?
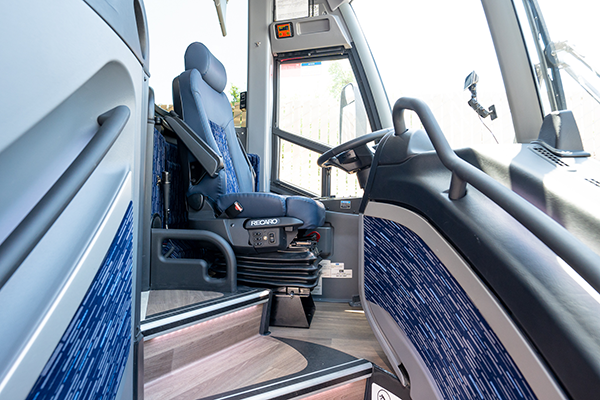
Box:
[270,14,351,56]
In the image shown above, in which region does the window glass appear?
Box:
[230,85,246,128]
[144,0,248,109]
[331,168,363,198]
[275,0,309,21]
[352,0,515,147]
[278,139,364,197]
[513,0,600,158]
[279,139,322,195]
[278,59,372,146]
[277,57,371,196]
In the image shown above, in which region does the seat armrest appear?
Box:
[164,113,224,178]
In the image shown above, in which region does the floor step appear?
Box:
[141,295,398,400]
[145,335,308,400]
[144,289,224,318]
[142,289,271,389]
[201,339,373,400]
[141,288,270,338]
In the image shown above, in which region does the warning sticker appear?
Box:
[372,383,404,400]
[320,261,352,278]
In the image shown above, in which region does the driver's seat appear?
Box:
[173,42,325,231]
[172,43,324,325]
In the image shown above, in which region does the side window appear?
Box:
[145,1,248,114]
[275,58,372,197]
[230,85,246,128]
[513,0,600,158]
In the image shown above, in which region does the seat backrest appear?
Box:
[173,42,254,202]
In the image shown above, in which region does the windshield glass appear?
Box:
[352,0,516,148]
[514,0,600,158]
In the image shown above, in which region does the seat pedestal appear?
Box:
[214,248,321,328]
[270,289,316,328]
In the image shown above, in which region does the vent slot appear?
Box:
[531,146,569,167]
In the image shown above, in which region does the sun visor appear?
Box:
[270,15,351,56]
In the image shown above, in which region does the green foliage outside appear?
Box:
[328,61,354,98]
[230,84,240,105]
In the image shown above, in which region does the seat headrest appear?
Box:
[184,42,227,93]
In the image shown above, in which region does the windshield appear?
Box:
[352,0,516,148]
[514,0,600,158]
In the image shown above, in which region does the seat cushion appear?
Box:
[286,196,326,230]
[217,192,286,218]
[217,193,326,230]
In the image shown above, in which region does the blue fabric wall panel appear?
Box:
[26,203,134,400]
[151,128,165,224]
[152,128,187,228]
[164,140,186,228]
[364,216,536,400]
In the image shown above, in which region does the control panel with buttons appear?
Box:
[250,228,280,248]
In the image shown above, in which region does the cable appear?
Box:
[478,115,499,144]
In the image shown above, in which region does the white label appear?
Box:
[321,260,352,278]
[320,261,351,278]
[372,383,403,400]
[332,268,352,278]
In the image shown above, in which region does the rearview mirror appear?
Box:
[339,83,368,143]
[464,70,479,91]
[464,70,497,120]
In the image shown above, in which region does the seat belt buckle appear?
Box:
[224,201,244,218]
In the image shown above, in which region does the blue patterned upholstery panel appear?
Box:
[152,128,165,224]
[26,203,133,400]
[164,140,186,228]
[364,216,536,400]
[209,120,239,194]
[151,128,187,228]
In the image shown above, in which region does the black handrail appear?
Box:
[393,97,600,294]
[151,229,237,293]
[0,105,130,289]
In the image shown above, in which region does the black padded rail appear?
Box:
[392,97,600,296]
[150,228,237,293]
[0,106,130,289]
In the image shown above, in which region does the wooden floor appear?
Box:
[142,290,224,319]
[270,301,393,372]
[145,335,307,400]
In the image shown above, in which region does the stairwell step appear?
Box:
[143,289,271,384]
[145,335,307,400]
[144,303,265,383]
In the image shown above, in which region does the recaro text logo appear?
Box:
[250,218,279,226]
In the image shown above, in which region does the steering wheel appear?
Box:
[317,127,393,174]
